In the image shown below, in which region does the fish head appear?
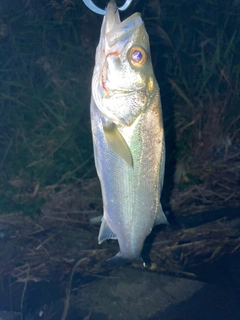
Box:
[92,0,158,126]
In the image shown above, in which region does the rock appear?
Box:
[0,311,20,320]
[74,267,204,320]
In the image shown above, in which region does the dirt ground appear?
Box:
[0,183,240,320]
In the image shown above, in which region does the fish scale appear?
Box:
[90,0,168,264]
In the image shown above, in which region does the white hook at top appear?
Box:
[82,0,133,15]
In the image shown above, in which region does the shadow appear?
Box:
[142,224,172,265]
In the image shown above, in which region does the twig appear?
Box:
[61,258,88,320]
[35,234,55,251]
[231,239,240,254]
[20,263,30,320]
[0,137,13,171]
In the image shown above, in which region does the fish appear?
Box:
[90,0,168,264]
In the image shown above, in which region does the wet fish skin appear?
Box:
[90,0,168,263]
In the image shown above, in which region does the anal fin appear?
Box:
[98,217,117,244]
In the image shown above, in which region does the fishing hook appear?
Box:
[82,0,133,15]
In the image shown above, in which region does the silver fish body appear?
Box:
[90,0,168,263]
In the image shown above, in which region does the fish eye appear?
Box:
[129,46,147,67]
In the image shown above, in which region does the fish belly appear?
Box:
[90,94,166,261]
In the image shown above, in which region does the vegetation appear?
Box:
[0,0,239,216]
[0,0,100,214]
[161,0,240,212]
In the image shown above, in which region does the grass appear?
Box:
[0,0,99,215]
[160,0,240,211]
[0,0,239,216]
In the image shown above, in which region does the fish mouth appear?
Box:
[104,1,143,48]
[105,88,144,98]
[111,89,140,94]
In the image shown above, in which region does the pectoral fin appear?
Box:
[103,123,133,167]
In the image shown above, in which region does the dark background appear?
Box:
[0,0,239,217]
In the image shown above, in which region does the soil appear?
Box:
[1,252,240,320]
[0,184,239,320]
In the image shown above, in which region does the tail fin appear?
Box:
[106,252,144,266]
